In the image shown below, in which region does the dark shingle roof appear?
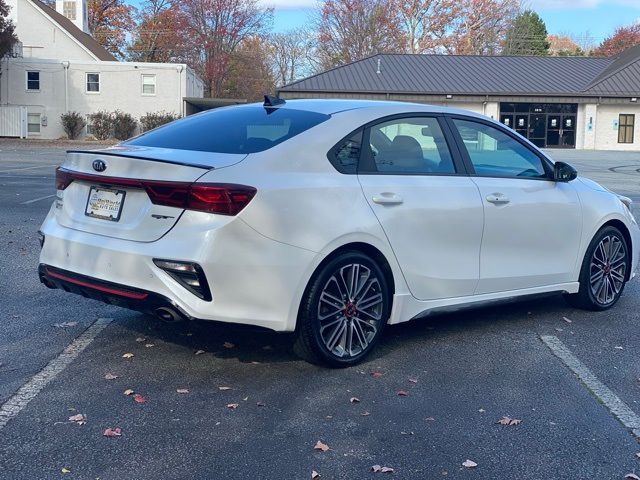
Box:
[280,51,640,97]
[33,0,116,62]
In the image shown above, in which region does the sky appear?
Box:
[128,0,640,44]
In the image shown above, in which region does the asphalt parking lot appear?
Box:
[1,139,640,479]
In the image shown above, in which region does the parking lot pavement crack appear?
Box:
[0,318,113,430]
[541,334,640,439]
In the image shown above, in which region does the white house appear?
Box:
[0,0,204,139]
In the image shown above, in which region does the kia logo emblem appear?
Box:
[92,159,107,172]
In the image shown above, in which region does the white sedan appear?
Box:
[39,98,639,366]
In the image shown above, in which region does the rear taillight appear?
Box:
[54,167,256,216]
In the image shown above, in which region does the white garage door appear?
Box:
[0,106,27,138]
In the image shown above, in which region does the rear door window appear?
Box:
[361,117,456,174]
[125,106,330,154]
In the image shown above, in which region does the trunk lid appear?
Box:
[55,147,246,242]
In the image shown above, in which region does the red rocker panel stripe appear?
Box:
[46,268,149,300]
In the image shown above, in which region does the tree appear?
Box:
[502,10,549,56]
[445,0,519,55]
[269,29,314,86]
[592,24,640,57]
[88,0,136,59]
[0,0,18,59]
[315,0,405,70]
[127,0,185,62]
[548,34,584,57]
[397,0,459,54]
[223,36,275,100]
[179,0,273,97]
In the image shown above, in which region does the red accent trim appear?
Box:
[46,268,148,300]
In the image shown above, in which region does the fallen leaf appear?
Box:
[408,378,418,384]
[61,468,71,474]
[133,394,146,404]
[497,416,522,426]
[68,413,86,425]
[361,411,371,416]
[223,342,235,349]
[625,475,640,480]
[135,337,146,343]
[103,427,122,437]
[371,371,384,378]
[256,402,266,407]
[462,460,477,468]
[195,350,205,355]
[636,452,640,459]
[54,322,78,328]
[555,328,563,332]
[122,353,134,359]
[615,346,624,350]
[218,386,232,391]
[350,397,360,403]
[425,417,435,421]
[104,373,118,380]
[397,390,409,397]
[227,403,239,409]
[123,389,134,396]
[563,316,572,323]
[311,471,320,479]
[371,465,394,473]
[314,440,330,452]
[478,409,485,413]
[176,389,189,394]
[145,343,155,348]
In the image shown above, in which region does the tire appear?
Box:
[564,226,629,311]
[293,251,391,367]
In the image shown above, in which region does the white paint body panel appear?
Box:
[39,100,640,332]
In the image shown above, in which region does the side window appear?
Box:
[328,130,362,174]
[364,117,455,174]
[452,119,547,179]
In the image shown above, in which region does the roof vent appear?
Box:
[376,58,382,74]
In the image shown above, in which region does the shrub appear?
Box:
[87,111,114,140]
[60,111,86,140]
[140,111,179,132]
[113,110,138,141]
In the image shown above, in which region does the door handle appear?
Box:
[372,193,404,205]
[485,193,510,204]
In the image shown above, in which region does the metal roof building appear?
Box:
[279,46,640,150]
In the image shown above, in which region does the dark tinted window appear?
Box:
[125,106,330,154]
[329,130,362,173]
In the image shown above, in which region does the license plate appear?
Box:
[85,186,126,222]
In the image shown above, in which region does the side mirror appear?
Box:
[553,161,577,182]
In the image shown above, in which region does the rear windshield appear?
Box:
[125,106,330,154]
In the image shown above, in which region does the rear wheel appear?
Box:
[294,251,390,367]
[565,226,629,311]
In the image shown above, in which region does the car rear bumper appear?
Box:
[38,210,319,331]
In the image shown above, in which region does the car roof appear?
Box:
[248,98,489,120]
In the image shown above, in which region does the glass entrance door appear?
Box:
[529,115,546,148]
[499,103,578,149]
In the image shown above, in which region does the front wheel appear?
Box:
[294,251,391,367]
[565,226,629,311]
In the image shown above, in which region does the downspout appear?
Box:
[61,61,70,112]
[176,65,184,117]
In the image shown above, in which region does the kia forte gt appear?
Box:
[38,98,639,367]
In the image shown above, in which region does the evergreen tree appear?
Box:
[503,10,550,56]
[0,0,18,59]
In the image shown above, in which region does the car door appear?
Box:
[357,115,484,301]
[447,116,582,295]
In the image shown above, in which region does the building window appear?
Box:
[26,71,40,91]
[27,113,41,134]
[63,1,77,20]
[619,114,635,144]
[86,73,100,93]
[141,74,156,95]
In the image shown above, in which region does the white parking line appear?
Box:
[21,194,55,205]
[541,335,640,438]
[0,318,113,430]
[0,164,57,174]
